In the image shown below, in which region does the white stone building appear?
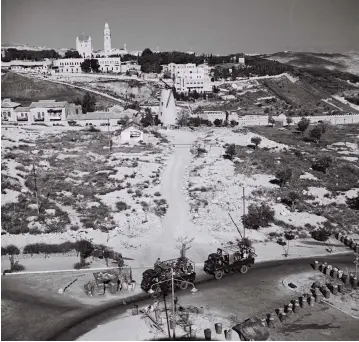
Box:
[52,57,124,73]
[1,60,52,74]
[29,100,71,122]
[162,63,212,94]
[76,34,93,58]
[14,107,32,123]
[1,99,21,122]
[120,122,145,143]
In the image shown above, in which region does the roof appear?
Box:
[1,99,21,108]
[29,100,68,109]
[67,111,129,121]
[4,60,52,67]
[77,34,91,42]
[14,107,31,112]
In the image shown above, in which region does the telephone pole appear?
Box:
[242,186,246,238]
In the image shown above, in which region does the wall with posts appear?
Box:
[236,114,359,127]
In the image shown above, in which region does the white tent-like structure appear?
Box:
[158,84,177,127]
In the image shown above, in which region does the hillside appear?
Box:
[264,51,359,76]
[1,72,118,109]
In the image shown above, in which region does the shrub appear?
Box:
[116,201,128,211]
[23,242,77,255]
[135,189,143,197]
[213,118,223,127]
[225,144,236,160]
[268,115,275,126]
[251,136,262,149]
[297,117,310,134]
[11,262,25,272]
[154,191,161,197]
[312,156,332,174]
[242,203,275,230]
[275,168,292,187]
[311,228,332,242]
[346,194,359,210]
[282,191,300,211]
[309,126,322,143]
[286,116,293,125]
[73,261,88,270]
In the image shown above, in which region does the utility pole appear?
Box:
[171,268,176,340]
[163,294,171,340]
[108,118,112,152]
[32,163,40,215]
[242,186,246,238]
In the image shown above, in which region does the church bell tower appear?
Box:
[104,22,111,56]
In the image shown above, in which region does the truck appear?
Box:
[204,244,256,280]
[141,257,196,297]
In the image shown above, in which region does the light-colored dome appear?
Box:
[277,114,287,121]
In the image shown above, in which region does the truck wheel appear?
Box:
[179,282,188,290]
[214,270,223,280]
[239,265,248,274]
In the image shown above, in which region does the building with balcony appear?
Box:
[162,63,212,94]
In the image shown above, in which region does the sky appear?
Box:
[1,0,359,54]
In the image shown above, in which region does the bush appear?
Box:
[312,156,332,174]
[346,194,359,210]
[275,168,292,187]
[11,262,25,272]
[242,203,275,230]
[311,228,332,242]
[309,126,322,142]
[251,136,262,149]
[297,117,310,134]
[154,191,161,197]
[135,189,143,197]
[225,144,236,160]
[73,261,88,270]
[23,242,77,255]
[213,118,223,127]
[116,201,128,211]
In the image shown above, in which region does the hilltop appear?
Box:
[263,51,359,76]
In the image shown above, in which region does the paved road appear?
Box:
[1,253,355,341]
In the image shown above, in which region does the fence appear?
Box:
[236,114,359,127]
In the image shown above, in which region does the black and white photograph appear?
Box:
[1,0,359,340]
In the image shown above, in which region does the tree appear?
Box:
[82,92,96,113]
[286,116,293,126]
[251,136,262,149]
[214,118,222,127]
[312,156,332,174]
[64,50,81,58]
[242,203,275,230]
[117,115,130,126]
[309,126,322,143]
[176,236,194,259]
[311,228,333,252]
[74,97,82,106]
[76,240,94,264]
[275,168,292,187]
[277,232,295,257]
[80,59,92,73]
[90,59,100,73]
[225,144,236,160]
[176,109,190,127]
[297,117,310,134]
[268,115,275,126]
[140,109,153,127]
